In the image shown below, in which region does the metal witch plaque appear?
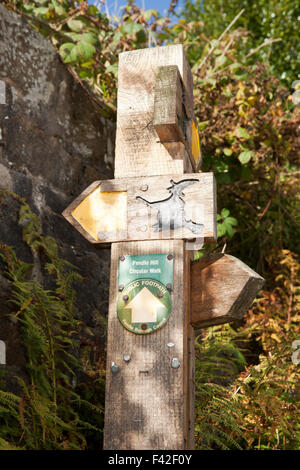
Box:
[117,254,174,334]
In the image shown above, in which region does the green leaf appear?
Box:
[211,39,219,48]
[217,222,226,238]
[123,23,144,35]
[112,31,122,44]
[33,7,48,16]
[51,0,65,16]
[224,221,234,238]
[59,43,76,63]
[106,64,118,76]
[229,62,241,72]
[78,70,93,79]
[221,208,230,218]
[223,148,232,156]
[88,5,99,15]
[238,151,254,164]
[63,32,82,41]
[80,33,98,45]
[76,41,96,61]
[136,29,147,43]
[215,55,227,68]
[204,78,217,87]
[67,19,85,33]
[144,9,159,21]
[235,127,251,139]
[198,120,210,130]
[226,217,238,226]
[233,73,248,81]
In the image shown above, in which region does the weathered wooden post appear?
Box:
[63,45,264,450]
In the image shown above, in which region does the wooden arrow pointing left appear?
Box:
[62,173,217,244]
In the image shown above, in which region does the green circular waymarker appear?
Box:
[117,278,172,335]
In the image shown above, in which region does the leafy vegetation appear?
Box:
[0,191,105,449]
[1,0,300,450]
[182,0,300,86]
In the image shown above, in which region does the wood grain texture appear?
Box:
[191,253,265,329]
[114,45,193,178]
[103,240,189,450]
[153,65,184,143]
[153,65,197,171]
[104,45,197,451]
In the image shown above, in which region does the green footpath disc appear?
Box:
[117,278,172,335]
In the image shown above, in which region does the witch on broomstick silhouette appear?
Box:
[136,179,203,234]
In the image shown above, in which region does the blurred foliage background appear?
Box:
[1,0,300,450]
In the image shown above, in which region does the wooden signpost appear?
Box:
[63,45,264,450]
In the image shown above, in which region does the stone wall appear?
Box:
[0,5,115,387]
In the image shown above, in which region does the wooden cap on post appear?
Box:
[191,253,265,329]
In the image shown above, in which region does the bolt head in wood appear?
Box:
[118,284,124,291]
[111,362,119,373]
[166,283,172,291]
[123,354,131,363]
[140,184,148,191]
[119,255,125,261]
[167,254,174,260]
[122,295,129,302]
[171,358,180,369]
[141,323,148,330]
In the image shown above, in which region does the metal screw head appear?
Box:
[171,358,180,369]
[122,295,129,302]
[167,254,174,261]
[118,284,124,292]
[123,354,131,363]
[141,323,148,330]
[119,255,125,262]
[157,292,164,298]
[111,362,119,373]
[140,184,148,191]
[166,283,172,291]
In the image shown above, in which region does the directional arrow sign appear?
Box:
[117,279,172,335]
[62,173,216,244]
[126,287,163,323]
[191,253,265,329]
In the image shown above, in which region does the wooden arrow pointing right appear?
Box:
[191,253,265,329]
